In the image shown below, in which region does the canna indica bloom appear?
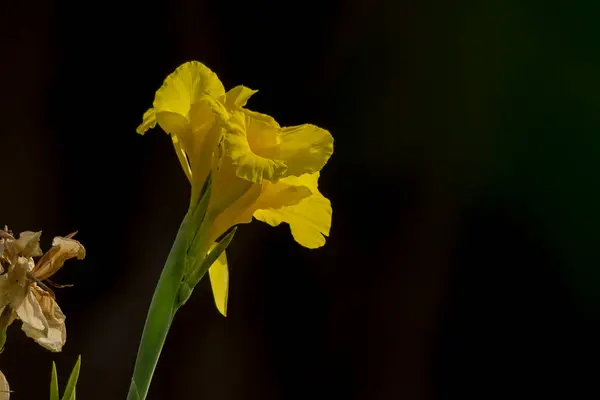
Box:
[0,228,85,352]
[137,61,333,316]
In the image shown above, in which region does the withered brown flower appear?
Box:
[0,228,85,352]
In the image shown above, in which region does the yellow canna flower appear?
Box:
[0,228,85,352]
[136,61,229,202]
[137,61,333,316]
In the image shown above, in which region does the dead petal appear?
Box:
[33,236,86,281]
[0,257,31,310]
[13,232,42,258]
[0,306,11,352]
[15,288,46,332]
[0,276,10,310]
[0,230,14,240]
[3,232,42,265]
[20,286,65,352]
[0,370,9,400]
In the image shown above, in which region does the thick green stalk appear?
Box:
[127,177,214,400]
[126,182,211,400]
[126,215,191,400]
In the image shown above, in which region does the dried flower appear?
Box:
[0,228,85,352]
[0,370,9,400]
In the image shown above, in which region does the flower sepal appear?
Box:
[177,226,236,309]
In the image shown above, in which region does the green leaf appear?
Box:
[200,226,236,275]
[128,379,140,400]
[50,362,59,400]
[61,356,81,400]
[177,226,237,308]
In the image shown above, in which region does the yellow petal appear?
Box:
[172,135,193,182]
[33,236,85,281]
[136,108,157,135]
[223,109,333,183]
[224,110,287,183]
[208,173,315,244]
[188,99,217,131]
[222,85,258,108]
[208,249,229,317]
[154,111,190,137]
[181,95,229,194]
[186,123,223,203]
[278,171,321,192]
[277,124,334,176]
[0,370,9,400]
[209,180,261,244]
[253,173,332,249]
[153,61,225,136]
[253,178,313,210]
[154,61,225,118]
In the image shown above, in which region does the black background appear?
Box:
[0,0,598,399]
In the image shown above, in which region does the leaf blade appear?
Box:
[61,356,81,400]
[177,226,237,308]
[50,362,59,400]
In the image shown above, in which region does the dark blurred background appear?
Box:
[1,0,599,398]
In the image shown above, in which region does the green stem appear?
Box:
[126,211,194,400]
[127,177,213,400]
[175,214,213,310]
